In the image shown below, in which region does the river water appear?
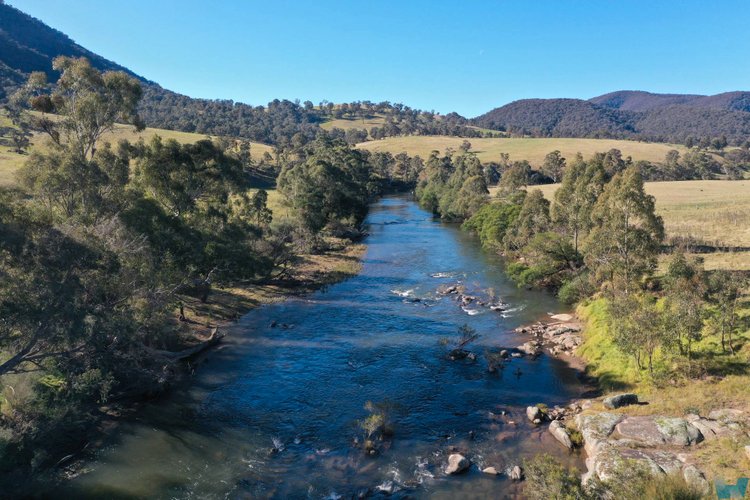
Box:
[58,196,587,499]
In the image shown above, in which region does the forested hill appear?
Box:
[590,90,750,113]
[0,2,150,91]
[473,91,750,146]
[0,3,480,146]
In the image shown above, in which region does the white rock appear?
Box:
[482,466,499,475]
[510,465,523,481]
[526,406,542,422]
[445,453,470,475]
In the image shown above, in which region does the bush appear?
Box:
[523,454,586,500]
[558,273,595,305]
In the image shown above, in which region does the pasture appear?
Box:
[357,136,687,166]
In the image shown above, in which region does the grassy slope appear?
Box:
[357,136,686,166]
[523,180,750,270]
[0,121,275,186]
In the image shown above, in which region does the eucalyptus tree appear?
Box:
[583,166,664,294]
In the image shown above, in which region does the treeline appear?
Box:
[0,57,418,484]
[415,145,749,226]
[137,90,487,149]
[447,150,747,382]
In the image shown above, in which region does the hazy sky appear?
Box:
[10,0,750,116]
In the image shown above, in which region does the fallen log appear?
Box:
[148,327,225,361]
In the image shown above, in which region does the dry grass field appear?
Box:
[357,136,686,166]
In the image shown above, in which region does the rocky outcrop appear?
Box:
[615,416,703,446]
[549,420,574,449]
[576,409,748,491]
[445,453,470,475]
[603,393,638,409]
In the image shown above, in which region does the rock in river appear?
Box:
[482,466,500,475]
[526,406,543,423]
[602,393,639,409]
[510,465,524,481]
[445,453,470,475]
[549,420,573,449]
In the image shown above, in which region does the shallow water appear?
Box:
[57,196,587,499]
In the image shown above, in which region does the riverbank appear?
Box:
[176,236,366,341]
[552,299,750,492]
[33,237,368,493]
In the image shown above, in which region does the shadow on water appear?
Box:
[51,196,593,499]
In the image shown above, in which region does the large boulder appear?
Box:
[549,420,573,449]
[445,453,470,475]
[603,393,638,409]
[590,444,692,481]
[575,412,622,456]
[615,416,703,447]
[682,464,710,494]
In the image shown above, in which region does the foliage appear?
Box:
[277,137,372,234]
[415,150,488,220]
[462,201,521,249]
[584,166,664,293]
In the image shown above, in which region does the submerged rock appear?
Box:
[445,453,470,475]
[603,393,639,409]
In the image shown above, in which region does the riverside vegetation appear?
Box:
[0,58,426,488]
[414,131,750,495]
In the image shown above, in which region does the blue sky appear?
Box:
[9,0,750,117]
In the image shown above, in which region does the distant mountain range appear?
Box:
[472,91,750,145]
[2,2,749,146]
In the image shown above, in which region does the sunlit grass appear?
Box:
[358,136,687,166]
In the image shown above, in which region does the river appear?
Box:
[57,196,587,499]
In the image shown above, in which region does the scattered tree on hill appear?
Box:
[541,150,566,182]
